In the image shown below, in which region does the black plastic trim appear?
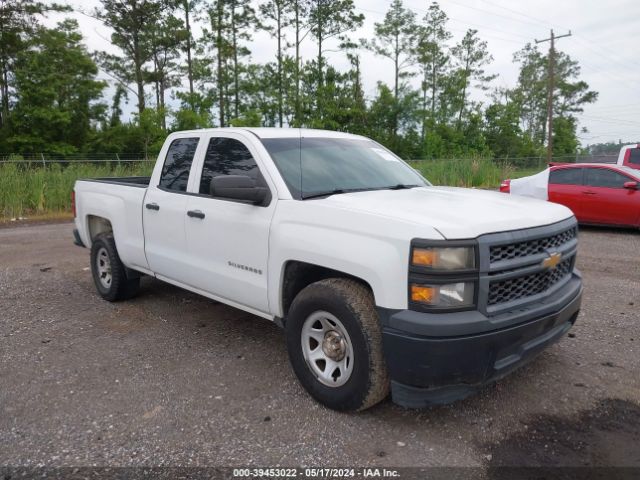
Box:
[72,228,85,248]
[157,185,272,207]
[78,177,150,188]
[382,286,582,407]
[407,238,480,313]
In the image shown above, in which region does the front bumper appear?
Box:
[381,273,582,408]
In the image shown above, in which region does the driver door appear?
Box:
[181,134,276,315]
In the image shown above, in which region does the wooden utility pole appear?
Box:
[535,29,571,163]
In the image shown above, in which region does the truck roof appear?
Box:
[169,127,366,140]
[551,162,619,168]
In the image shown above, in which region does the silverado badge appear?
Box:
[542,252,562,270]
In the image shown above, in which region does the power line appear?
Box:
[477,0,570,30]
[432,0,640,78]
[355,5,528,44]
[415,0,542,30]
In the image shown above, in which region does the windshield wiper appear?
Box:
[301,189,347,200]
[386,183,422,190]
[301,187,382,200]
[301,184,421,200]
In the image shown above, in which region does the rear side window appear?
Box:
[549,168,583,185]
[585,168,630,189]
[199,137,260,194]
[629,148,640,165]
[159,137,199,192]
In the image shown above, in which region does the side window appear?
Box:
[584,168,630,189]
[549,168,583,185]
[199,137,260,195]
[159,137,199,192]
[629,148,640,165]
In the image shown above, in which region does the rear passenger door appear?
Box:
[582,167,638,226]
[143,136,201,283]
[548,167,585,219]
[181,134,276,315]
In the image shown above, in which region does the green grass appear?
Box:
[0,158,544,220]
[409,158,524,188]
[0,162,153,220]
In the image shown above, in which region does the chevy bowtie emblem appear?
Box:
[542,252,562,270]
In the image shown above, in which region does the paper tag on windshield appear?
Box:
[371,148,399,162]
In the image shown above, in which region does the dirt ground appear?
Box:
[0,221,639,473]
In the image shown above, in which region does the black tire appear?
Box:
[286,278,389,411]
[90,233,140,302]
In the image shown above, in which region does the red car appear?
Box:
[501,163,640,228]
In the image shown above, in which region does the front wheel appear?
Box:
[90,234,139,302]
[285,278,389,411]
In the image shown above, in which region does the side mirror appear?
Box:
[210,175,269,205]
[623,181,638,190]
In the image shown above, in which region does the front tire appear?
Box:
[90,234,139,302]
[286,278,389,411]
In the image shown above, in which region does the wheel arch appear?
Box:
[279,260,375,321]
[86,215,114,244]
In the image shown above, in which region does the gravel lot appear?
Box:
[0,221,639,470]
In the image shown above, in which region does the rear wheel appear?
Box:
[90,234,139,301]
[286,278,389,411]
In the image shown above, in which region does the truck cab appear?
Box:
[617,144,640,170]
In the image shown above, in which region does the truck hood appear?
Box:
[318,186,573,239]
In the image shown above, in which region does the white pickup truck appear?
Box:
[616,144,640,170]
[73,128,583,411]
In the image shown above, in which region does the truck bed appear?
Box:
[74,177,151,272]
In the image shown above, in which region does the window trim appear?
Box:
[188,133,274,208]
[628,148,640,166]
[583,166,633,189]
[157,136,201,193]
[549,166,584,186]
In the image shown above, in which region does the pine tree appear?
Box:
[0,0,69,129]
[307,0,363,118]
[95,0,168,117]
[414,2,451,142]
[451,29,496,127]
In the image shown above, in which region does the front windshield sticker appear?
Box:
[371,148,399,162]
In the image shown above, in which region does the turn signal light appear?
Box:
[410,285,436,303]
[412,248,437,267]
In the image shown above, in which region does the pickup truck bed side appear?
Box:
[74,179,151,274]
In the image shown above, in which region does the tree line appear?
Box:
[0,0,598,160]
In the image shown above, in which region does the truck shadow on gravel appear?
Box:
[484,398,640,474]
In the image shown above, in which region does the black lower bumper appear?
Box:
[382,276,582,408]
[72,228,85,248]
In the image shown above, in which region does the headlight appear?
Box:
[410,282,475,308]
[411,246,475,270]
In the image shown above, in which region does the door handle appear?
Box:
[145,202,160,210]
[581,191,596,195]
[187,209,205,219]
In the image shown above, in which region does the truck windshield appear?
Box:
[260,137,429,199]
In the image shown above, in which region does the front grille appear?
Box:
[489,226,577,264]
[488,258,573,306]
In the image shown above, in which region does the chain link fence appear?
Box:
[0,153,617,168]
[0,153,155,166]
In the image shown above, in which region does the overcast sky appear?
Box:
[46,0,640,147]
